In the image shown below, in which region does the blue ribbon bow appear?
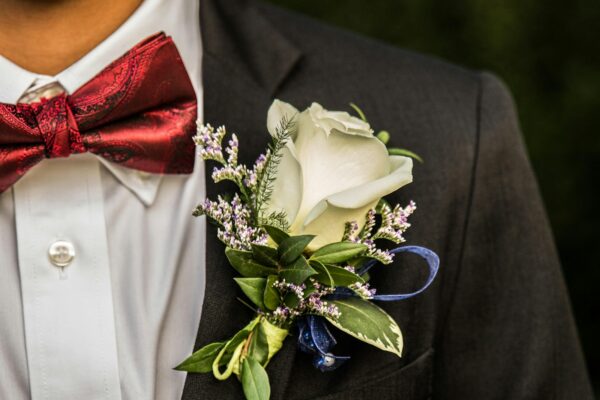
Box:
[297,245,440,371]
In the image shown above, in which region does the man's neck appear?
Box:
[0,0,143,76]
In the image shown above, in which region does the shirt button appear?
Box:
[48,240,76,267]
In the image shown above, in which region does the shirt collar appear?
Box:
[0,0,202,207]
[98,159,164,207]
[0,56,41,104]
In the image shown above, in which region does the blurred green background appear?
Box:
[268,0,600,394]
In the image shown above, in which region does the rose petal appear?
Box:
[302,202,376,249]
[300,156,412,248]
[290,117,390,233]
[265,145,303,226]
[267,99,299,138]
[309,103,374,138]
[325,156,413,209]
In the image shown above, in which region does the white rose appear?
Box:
[265,100,413,249]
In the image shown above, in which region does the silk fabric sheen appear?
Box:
[0,32,197,194]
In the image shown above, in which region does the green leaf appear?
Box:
[225,248,278,277]
[251,244,279,268]
[302,280,318,298]
[175,342,225,373]
[284,292,301,309]
[326,297,403,357]
[213,340,245,380]
[234,278,267,309]
[248,323,269,366]
[311,261,364,287]
[212,318,260,380]
[345,258,371,282]
[376,130,390,144]
[361,271,371,282]
[217,327,253,367]
[218,318,260,369]
[310,242,368,264]
[260,318,289,361]
[263,275,280,311]
[241,357,271,400]
[278,235,315,265]
[280,256,317,284]
[388,147,423,163]
[263,225,289,245]
[310,260,334,286]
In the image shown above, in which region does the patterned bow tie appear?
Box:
[0,32,197,194]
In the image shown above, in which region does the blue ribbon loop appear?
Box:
[297,245,440,372]
[297,315,350,371]
[370,245,440,301]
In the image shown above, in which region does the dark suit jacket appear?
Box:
[182,0,594,399]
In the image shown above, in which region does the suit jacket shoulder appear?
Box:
[256,0,481,136]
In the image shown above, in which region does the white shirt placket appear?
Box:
[14,154,122,400]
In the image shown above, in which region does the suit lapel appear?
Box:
[182,1,301,399]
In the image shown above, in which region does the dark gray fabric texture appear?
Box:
[181,0,594,398]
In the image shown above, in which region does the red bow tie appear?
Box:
[0,32,197,194]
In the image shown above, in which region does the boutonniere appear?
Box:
[177,100,440,400]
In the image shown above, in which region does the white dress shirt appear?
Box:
[0,1,206,399]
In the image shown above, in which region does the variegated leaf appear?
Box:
[326,297,403,357]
